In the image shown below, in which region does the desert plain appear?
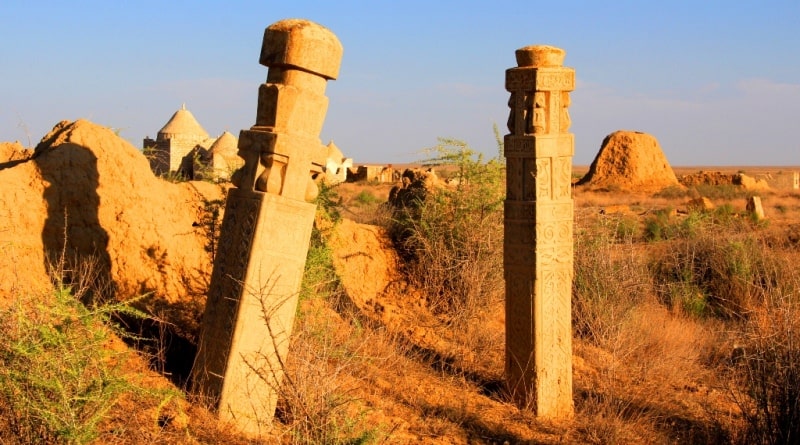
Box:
[1,119,800,444]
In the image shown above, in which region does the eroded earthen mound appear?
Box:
[327,218,477,364]
[0,120,223,338]
[0,141,32,163]
[578,130,681,192]
[678,171,771,191]
[678,171,735,187]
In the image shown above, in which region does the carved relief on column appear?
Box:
[560,92,571,132]
[503,44,575,418]
[535,158,552,199]
[553,156,572,200]
[230,19,343,203]
[192,19,344,436]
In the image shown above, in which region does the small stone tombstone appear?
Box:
[747,196,765,220]
[687,197,715,212]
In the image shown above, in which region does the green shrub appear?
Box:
[354,190,381,206]
[301,228,341,305]
[0,285,147,444]
[678,210,710,239]
[651,230,782,319]
[200,196,225,261]
[572,226,651,344]
[712,203,738,225]
[654,185,689,200]
[315,181,342,224]
[390,138,505,315]
[614,216,641,242]
[643,209,676,242]
[301,182,345,304]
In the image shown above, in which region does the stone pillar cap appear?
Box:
[515,45,565,68]
[260,18,343,80]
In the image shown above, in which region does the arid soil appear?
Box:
[2,121,800,443]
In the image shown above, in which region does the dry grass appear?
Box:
[4,164,800,443]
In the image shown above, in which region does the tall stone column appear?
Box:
[191,19,343,435]
[503,45,575,418]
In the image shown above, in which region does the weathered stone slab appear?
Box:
[747,195,765,220]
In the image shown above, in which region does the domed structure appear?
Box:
[203,131,243,181]
[208,130,237,157]
[143,104,215,177]
[158,105,209,140]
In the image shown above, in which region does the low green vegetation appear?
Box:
[354,190,381,206]
[575,198,800,443]
[391,138,505,316]
[0,281,147,443]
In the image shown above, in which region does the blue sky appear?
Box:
[2,1,799,166]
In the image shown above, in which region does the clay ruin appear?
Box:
[0,120,219,336]
[190,19,343,435]
[678,170,772,191]
[503,45,574,418]
[350,164,397,183]
[578,130,680,192]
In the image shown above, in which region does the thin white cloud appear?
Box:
[433,82,494,96]
[569,76,800,165]
[736,78,800,96]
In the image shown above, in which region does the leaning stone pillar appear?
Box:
[503,45,575,418]
[191,19,343,435]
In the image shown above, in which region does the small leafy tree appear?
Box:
[391,137,505,315]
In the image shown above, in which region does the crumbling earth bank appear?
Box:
[0,119,222,335]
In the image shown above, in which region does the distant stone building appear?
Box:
[144,105,242,180]
[199,130,242,181]
[348,164,397,183]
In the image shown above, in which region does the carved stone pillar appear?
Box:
[504,45,575,418]
[191,19,343,435]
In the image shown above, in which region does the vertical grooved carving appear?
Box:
[504,45,575,419]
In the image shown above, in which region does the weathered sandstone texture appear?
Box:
[503,45,574,418]
[747,196,765,220]
[191,18,343,435]
[0,120,219,335]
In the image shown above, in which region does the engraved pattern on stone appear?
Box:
[504,136,534,158]
[536,71,576,90]
[503,45,574,418]
[192,19,343,435]
[554,157,572,200]
[536,158,552,200]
